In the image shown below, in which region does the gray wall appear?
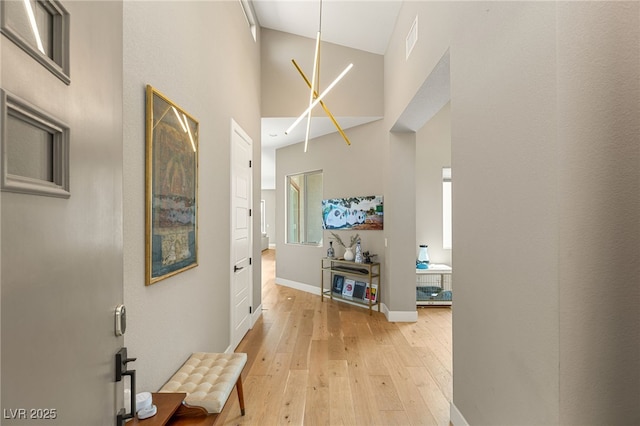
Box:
[261,189,276,246]
[449,3,560,422]
[384,131,417,316]
[275,120,386,293]
[416,102,452,266]
[386,1,640,424]
[556,3,640,423]
[123,1,261,392]
[261,28,383,118]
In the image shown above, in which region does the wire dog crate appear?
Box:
[416,264,452,306]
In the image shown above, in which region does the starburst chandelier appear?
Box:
[284,0,353,152]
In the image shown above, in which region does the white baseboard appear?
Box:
[268,243,276,249]
[276,277,378,313]
[450,402,470,426]
[275,277,321,295]
[382,303,418,322]
[276,277,379,313]
[276,278,418,321]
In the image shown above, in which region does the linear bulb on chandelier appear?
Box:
[303,32,322,152]
[285,63,353,137]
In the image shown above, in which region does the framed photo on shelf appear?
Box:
[342,278,355,297]
[332,274,345,293]
[145,85,199,285]
[366,282,378,303]
[353,281,367,300]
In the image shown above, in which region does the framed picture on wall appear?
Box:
[322,195,384,230]
[145,85,199,285]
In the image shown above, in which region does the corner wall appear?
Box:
[385,1,640,424]
[384,131,417,316]
[450,3,560,423]
[123,1,261,392]
[556,2,640,423]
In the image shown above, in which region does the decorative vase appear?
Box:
[354,241,363,263]
[344,247,355,261]
[417,244,430,269]
[327,241,335,258]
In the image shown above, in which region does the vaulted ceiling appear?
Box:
[252,0,402,55]
[252,1,403,188]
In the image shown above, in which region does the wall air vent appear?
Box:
[406,15,418,60]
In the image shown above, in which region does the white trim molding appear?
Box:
[275,277,321,295]
[1,89,70,198]
[450,402,470,426]
[276,277,378,313]
[382,303,418,322]
[276,277,419,321]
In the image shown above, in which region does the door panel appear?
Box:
[230,120,252,350]
[0,2,124,424]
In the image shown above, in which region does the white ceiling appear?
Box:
[261,116,383,150]
[251,0,402,189]
[252,0,402,55]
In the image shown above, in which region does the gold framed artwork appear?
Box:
[145,85,198,285]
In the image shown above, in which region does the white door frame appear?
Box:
[229,118,253,350]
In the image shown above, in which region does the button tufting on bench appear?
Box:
[159,352,247,415]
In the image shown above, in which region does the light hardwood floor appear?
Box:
[219,249,452,426]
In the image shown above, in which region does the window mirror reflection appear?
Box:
[443,167,452,249]
[286,170,323,245]
[1,0,70,84]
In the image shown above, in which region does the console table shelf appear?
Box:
[321,258,381,315]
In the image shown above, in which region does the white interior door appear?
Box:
[230,119,253,350]
[0,2,124,424]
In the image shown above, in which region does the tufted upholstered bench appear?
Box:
[159,352,247,419]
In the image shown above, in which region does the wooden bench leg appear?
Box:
[236,375,246,416]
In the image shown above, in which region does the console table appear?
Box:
[321,257,381,315]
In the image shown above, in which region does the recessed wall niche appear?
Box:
[0,0,70,84]
[1,89,70,198]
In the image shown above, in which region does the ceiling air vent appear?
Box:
[406,15,418,60]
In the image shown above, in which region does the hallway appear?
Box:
[218,249,452,425]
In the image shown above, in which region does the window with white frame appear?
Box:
[286,170,323,245]
[443,167,452,249]
[260,200,266,234]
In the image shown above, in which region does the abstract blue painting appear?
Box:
[322,195,383,230]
